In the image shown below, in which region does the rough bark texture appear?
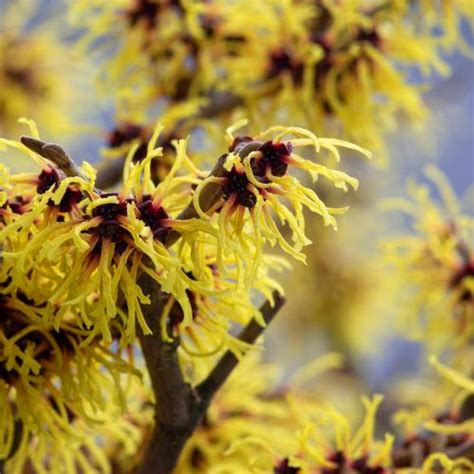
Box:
[136,272,202,474]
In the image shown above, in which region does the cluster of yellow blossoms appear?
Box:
[0,1,80,137]
[0,119,370,469]
[6,350,470,474]
[382,166,473,357]
[70,0,473,161]
[0,2,472,472]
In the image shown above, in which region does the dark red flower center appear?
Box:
[450,260,474,301]
[138,199,170,243]
[107,122,148,161]
[91,194,130,242]
[322,452,386,474]
[252,140,291,178]
[268,49,304,85]
[274,458,300,474]
[37,168,60,194]
[37,168,83,212]
[222,169,256,208]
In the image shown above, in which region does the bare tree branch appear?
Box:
[135,273,201,474]
[197,291,285,404]
[135,289,285,474]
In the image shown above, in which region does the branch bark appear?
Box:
[196,293,285,405]
[136,273,201,474]
[136,140,282,473]
[136,289,285,474]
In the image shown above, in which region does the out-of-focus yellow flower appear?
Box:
[0,1,79,138]
[69,0,208,119]
[4,368,150,474]
[392,355,474,473]
[381,166,473,354]
[169,352,392,474]
[70,0,473,162]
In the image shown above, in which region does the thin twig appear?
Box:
[197,291,285,404]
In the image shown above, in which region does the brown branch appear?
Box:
[136,290,285,474]
[95,155,125,189]
[135,272,201,474]
[196,291,285,405]
[136,141,280,473]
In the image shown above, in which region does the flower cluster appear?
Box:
[0,118,369,469]
[69,0,473,161]
[0,2,79,137]
[381,166,473,355]
[1,125,210,345]
[0,290,137,469]
[62,352,474,474]
[192,123,370,288]
[391,356,474,473]
[1,121,365,353]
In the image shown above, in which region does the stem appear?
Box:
[136,290,285,474]
[136,273,200,474]
[197,292,285,404]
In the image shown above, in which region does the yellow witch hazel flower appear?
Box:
[177,366,393,474]
[0,290,137,470]
[68,0,210,118]
[391,355,474,473]
[4,369,149,474]
[166,253,289,370]
[0,1,82,137]
[381,166,473,353]
[192,121,370,286]
[179,0,472,162]
[69,0,473,163]
[0,122,218,345]
[162,352,370,474]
